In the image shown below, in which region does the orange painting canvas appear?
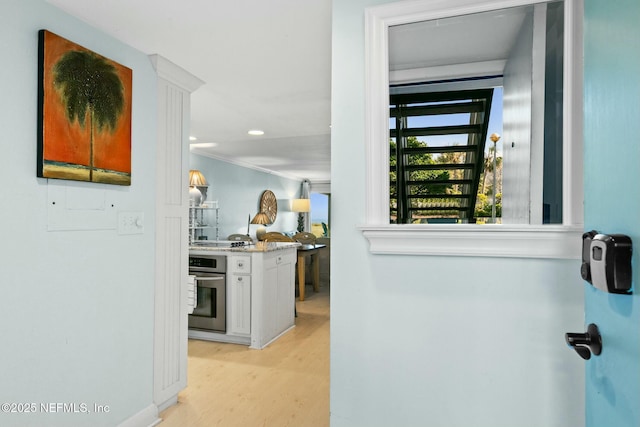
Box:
[37,30,132,185]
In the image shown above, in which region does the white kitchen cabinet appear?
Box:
[228,255,251,336]
[188,245,297,349]
[229,255,251,274]
[250,249,296,349]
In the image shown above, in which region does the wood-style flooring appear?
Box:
[159,281,330,427]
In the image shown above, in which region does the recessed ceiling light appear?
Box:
[248,130,264,136]
[190,142,217,148]
[189,136,197,141]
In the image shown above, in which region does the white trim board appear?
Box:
[359,224,583,259]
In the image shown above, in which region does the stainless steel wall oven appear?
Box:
[188,254,226,332]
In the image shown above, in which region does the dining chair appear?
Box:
[227,233,253,242]
[293,231,316,246]
[261,232,294,242]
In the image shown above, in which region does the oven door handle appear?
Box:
[193,275,224,288]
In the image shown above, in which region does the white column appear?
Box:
[150,54,204,411]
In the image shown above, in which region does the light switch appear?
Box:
[118,211,144,235]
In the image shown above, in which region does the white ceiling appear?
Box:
[389,5,530,73]
[46,0,333,183]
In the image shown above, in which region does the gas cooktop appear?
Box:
[191,240,250,248]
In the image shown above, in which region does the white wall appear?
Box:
[502,10,534,224]
[0,1,157,425]
[190,153,301,239]
[330,1,585,426]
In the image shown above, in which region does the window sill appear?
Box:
[358,224,583,259]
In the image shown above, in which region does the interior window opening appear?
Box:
[387,0,564,226]
[362,0,583,257]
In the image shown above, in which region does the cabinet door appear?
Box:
[229,274,251,336]
[255,250,296,348]
[263,261,279,340]
[276,257,295,331]
[264,252,295,337]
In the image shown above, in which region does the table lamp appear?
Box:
[189,169,208,205]
[251,211,272,240]
[291,198,310,232]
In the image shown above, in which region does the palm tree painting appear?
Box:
[37,30,132,185]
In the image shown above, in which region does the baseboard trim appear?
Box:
[250,325,295,350]
[117,404,160,427]
[156,394,178,413]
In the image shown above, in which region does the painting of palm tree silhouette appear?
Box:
[37,30,132,185]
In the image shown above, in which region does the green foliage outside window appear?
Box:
[390,136,502,222]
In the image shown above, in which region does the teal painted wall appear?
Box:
[584,1,640,426]
[331,1,585,426]
[0,0,158,425]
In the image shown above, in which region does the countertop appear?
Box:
[189,241,300,254]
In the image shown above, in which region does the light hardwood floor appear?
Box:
[159,281,330,427]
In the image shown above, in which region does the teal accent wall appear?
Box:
[584,1,640,426]
[0,0,157,425]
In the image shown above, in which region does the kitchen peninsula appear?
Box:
[188,241,299,349]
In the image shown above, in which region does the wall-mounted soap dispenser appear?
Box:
[581,231,632,295]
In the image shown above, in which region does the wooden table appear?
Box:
[297,244,326,301]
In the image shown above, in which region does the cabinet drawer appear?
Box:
[264,251,295,269]
[228,256,251,274]
[231,274,250,286]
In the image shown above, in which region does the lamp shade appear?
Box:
[250,211,272,225]
[189,169,208,186]
[291,198,311,213]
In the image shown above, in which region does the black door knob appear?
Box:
[565,323,602,360]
